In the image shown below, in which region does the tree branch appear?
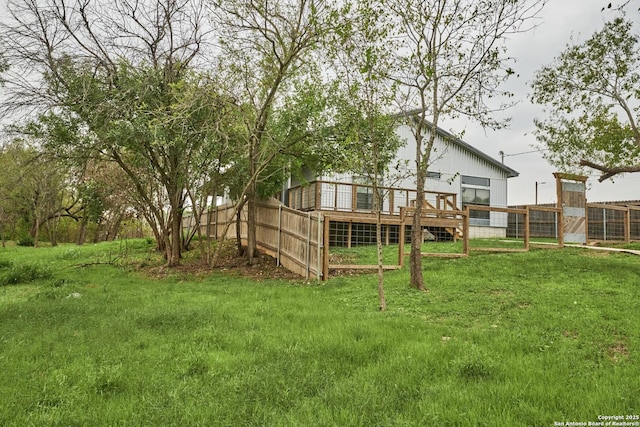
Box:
[579,159,640,181]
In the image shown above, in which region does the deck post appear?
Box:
[399,208,406,267]
[555,177,565,247]
[317,213,322,280]
[315,182,321,210]
[322,216,330,281]
[462,207,469,256]
[351,184,357,213]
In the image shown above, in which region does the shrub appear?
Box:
[16,235,34,247]
[0,263,53,286]
[56,248,81,260]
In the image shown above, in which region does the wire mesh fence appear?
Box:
[507,206,561,247]
[288,181,458,215]
[186,188,640,281]
[467,205,528,252]
[588,204,628,242]
[328,222,405,247]
[631,208,640,241]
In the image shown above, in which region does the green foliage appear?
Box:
[0,262,52,286]
[531,17,640,178]
[77,181,105,223]
[16,235,34,247]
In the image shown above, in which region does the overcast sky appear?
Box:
[441,0,640,206]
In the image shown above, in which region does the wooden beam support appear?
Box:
[399,207,405,267]
[322,215,330,281]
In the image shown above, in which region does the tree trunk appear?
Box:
[409,159,426,291]
[211,197,246,268]
[246,185,257,264]
[375,198,387,312]
[76,215,88,245]
[166,204,182,267]
[48,220,58,247]
[205,208,213,266]
[33,213,40,248]
[236,207,244,256]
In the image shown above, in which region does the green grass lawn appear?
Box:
[1,240,639,426]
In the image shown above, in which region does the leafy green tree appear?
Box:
[531,17,640,182]
[75,180,105,244]
[0,139,72,247]
[1,0,237,266]
[0,142,23,246]
[387,0,546,291]
[214,0,337,264]
[328,0,404,310]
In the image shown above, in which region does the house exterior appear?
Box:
[285,120,518,240]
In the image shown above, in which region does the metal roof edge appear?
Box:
[395,109,519,178]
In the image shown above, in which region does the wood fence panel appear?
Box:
[184,199,323,279]
[256,201,323,279]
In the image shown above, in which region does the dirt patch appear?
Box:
[329,252,359,264]
[562,330,579,339]
[141,244,301,282]
[607,339,630,363]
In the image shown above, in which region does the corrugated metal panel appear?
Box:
[562,182,585,192]
[565,233,587,244]
[490,178,508,208]
[564,207,585,217]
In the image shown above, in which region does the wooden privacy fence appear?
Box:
[183,202,242,241]
[256,200,323,280]
[183,199,324,279]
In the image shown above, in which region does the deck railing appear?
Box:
[287,180,458,215]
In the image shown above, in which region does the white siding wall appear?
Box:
[394,124,511,228]
[299,123,514,228]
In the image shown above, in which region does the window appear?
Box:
[461,176,490,187]
[353,176,376,211]
[427,171,441,180]
[462,187,490,206]
[461,176,490,225]
[356,186,374,210]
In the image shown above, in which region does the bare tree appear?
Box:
[387,0,547,290]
